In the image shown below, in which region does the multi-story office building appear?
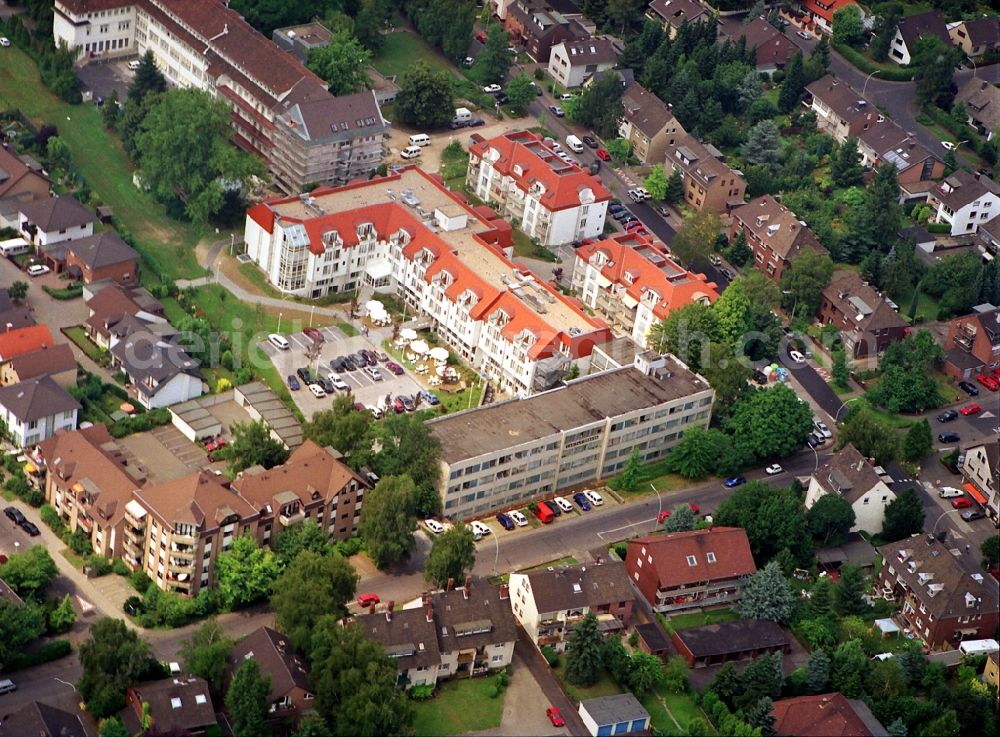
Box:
[53,0,387,193]
[244,166,613,396]
[428,353,714,519]
[467,131,611,247]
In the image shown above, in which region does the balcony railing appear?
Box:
[279,509,305,527]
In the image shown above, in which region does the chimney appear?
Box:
[368,602,376,615]
[425,605,434,623]
[464,575,472,590]
[385,601,395,621]
[447,578,455,591]
[421,592,431,607]
[499,584,509,600]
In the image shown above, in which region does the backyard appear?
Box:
[411,677,504,736]
[661,608,740,633]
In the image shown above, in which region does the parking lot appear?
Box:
[260,326,425,418]
[76,57,134,103]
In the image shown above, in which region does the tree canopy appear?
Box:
[226,658,272,737]
[394,61,455,129]
[779,250,834,318]
[271,550,359,653]
[807,494,856,546]
[423,524,476,588]
[180,618,235,693]
[737,561,795,624]
[881,488,925,542]
[358,475,418,569]
[671,209,721,271]
[369,413,442,516]
[716,481,814,568]
[223,419,291,475]
[215,535,281,609]
[306,31,372,96]
[78,618,159,719]
[565,611,604,686]
[0,545,57,599]
[303,396,374,465]
[725,384,815,462]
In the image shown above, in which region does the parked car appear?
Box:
[546,708,565,728]
[470,520,492,538]
[952,497,973,509]
[813,420,832,439]
[806,433,822,448]
[26,264,50,277]
[977,374,1000,391]
[268,334,290,350]
[4,506,26,525]
[483,84,502,94]
[581,135,598,149]
[724,476,747,488]
[938,431,961,443]
[509,510,528,526]
[392,397,406,414]
[627,188,650,202]
[385,361,404,376]
[19,520,39,537]
[357,593,380,607]
[545,499,562,516]
[961,403,982,415]
[425,519,445,534]
[583,489,604,506]
[958,381,980,396]
[789,350,806,363]
[204,436,227,453]
[658,503,700,523]
[572,492,591,511]
[936,409,958,422]
[316,376,335,394]
[939,486,964,499]
[751,369,768,385]
[495,92,509,104]
[608,203,625,214]
[467,118,486,127]
[765,464,783,475]
[549,105,564,117]
[475,31,488,43]
[596,148,611,161]
[364,366,383,381]
[495,512,515,531]
[327,373,349,391]
[308,384,327,398]
[797,30,812,39]
[296,367,315,384]
[303,326,324,343]
[553,496,574,513]
[0,37,11,48]
[400,395,416,411]
[962,509,986,522]
[419,389,440,405]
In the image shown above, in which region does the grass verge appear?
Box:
[63,325,104,363]
[665,608,739,631]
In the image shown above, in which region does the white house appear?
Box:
[806,444,896,536]
[467,130,611,247]
[0,376,80,448]
[888,10,951,65]
[18,196,95,249]
[109,332,203,410]
[547,36,619,88]
[961,442,998,527]
[930,169,1000,236]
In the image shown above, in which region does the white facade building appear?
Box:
[0,376,80,448]
[53,1,136,57]
[806,444,897,536]
[931,170,1000,236]
[467,131,610,247]
[17,196,95,249]
[547,37,619,88]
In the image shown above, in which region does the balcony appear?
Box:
[77,515,94,532]
[171,532,197,546]
[170,544,194,558]
[168,558,194,573]
[123,538,143,558]
[279,508,305,527]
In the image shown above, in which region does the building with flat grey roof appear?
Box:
[428,353,713,518]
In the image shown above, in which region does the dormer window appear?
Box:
[356,222,374,239]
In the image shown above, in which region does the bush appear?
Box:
[831,41,914,81]
[129,569,152,592]
[409,683,435,700]
[42,283,83,300]
[540,645,559,667]
[334,536,364,557]
[109,408,171,438]
[613,542,628,561]
[926,222,951,233]
[488,685,500,698]
[112,558,130,576]
[86,556,114,577]
[39,504,64,532]
[2,639,72,672]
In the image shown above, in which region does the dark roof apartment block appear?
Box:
[820,271,906,337]
[733,195,826,261]
[773,693,888,737]
[360,605,442,673]
[522,561,634,614]
[620,84,679,140]
[811,443,884,504]
[431,579,519,655]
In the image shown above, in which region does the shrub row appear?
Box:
[108,408,171,438]
[831,42,914,81]
[2,639,73,673]
[42,283,83,300]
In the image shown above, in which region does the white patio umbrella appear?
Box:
[429,346,449,362]
[400,327,418,341]
[369,306,387,322]
[365,299,384,314]
[409,339,429,355]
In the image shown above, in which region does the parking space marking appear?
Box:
[289,334,310,350]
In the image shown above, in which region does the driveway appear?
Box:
[0,257,89,330]
[76,57,134,102]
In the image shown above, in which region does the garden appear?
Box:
[411,672,507,736]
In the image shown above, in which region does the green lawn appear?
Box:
[608,456,693,497]
[641,691,681,736]
[510,227,558,262]
[666,608,739,631]
[0,46,208,280]
[237,262,284,300]
[63,325,103,363]
[555,667,623,704]
[412,677,504,736]
[336,321,359,337]
[373,31,454,79]
[527,556,578,570]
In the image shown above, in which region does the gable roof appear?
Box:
[675,619,789,658]
[821,271,907,335]
[431,581,518,654]
[895,10,950,51]
[957,17,1000,49]
[956,78,1000,135]
[0,375,80,423]
[65,231,139,270]
[109,332,202,399]
[646,0,709,30]
[774,693,886,737]
[580,693,649,726]
[628,527,757,588]
[0,701,90,737]
[732,195,826,260]
[802,0,857,24]
[934,168,1000,211]
[359,606,442,671]
[85,284,146,337]
[0,324,54,361]
[18,195,95,232]
[806,74,877,123]
[666,134,743,192]
[127,677,216,735]
[276,87,387,145]
[736,18,797,68]
[522,560,634,613]
[812,444,884,503]
[228,626,311,701]
[0,291,34,331]
[6,342,76,381]
[621,83,683,139]
[553,36,619,65]
[133,471,258,531]
[0,146,51,198]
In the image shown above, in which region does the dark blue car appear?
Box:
[724,476,747,488]
[573,492,591,511]
[495,512,515,531]
[287,375,300,391]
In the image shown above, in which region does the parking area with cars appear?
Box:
[260,326,428,419]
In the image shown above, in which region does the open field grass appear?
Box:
[373,31,454,79]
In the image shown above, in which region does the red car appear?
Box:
[358,593,380,607]
[303,326,324,343]
[961,403,982,415]
[204,436,227,453]
[977,374,1000,391]
[475,31,488,43]
[386,361,404,376]
[952,497,973,509]
[657,503,700,523]
[393,397,406,414]
[546,707,565,727]
[596,148,611,161]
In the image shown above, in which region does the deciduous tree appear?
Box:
[306,31,372,96]
[226,658,272,737]
[0,545,57,599]
[870,3,903,61]
[223,419,290,475]
[565,612,603,686]
[725,384,815,461]
[779,250,834,318]
[391,62,455,129]
[982,535,1000,568]
[649,302,719,371]
[273,519,332,568]
[477,24,512,85]
[216,535,281,610]
[807,494,856,546]
[666,427,721,480]
[78,618,158,719]
[912,36,962,108]
[504,73,535,111]
[370,413,442,516]
[882,488,925,542]
[670,210,721,271]
[272,550,358,652]
[902,419,933,462]
[616,448,644,491]
[423,524,476,588]
[737,561,794,625]
[6,281,28,302]
[358,475,417,569]
[663,655,689,693]
[644,165,669,201]
[716,481,814,567]
[0,599,45,670]
[303,396,374,467]
[626,652,665,694]
[180,618,235,693]
[838,403,900,464]
[832,4,865,47]
[605,138,633,165]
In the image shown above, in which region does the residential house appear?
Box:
[467,130,611,247]
[818,271,907,364]
[671,619,791,668]
[0,702,90,737]
[509,561,634,652]
[244,166,612,396]
[571,233,718,348]
[547,36,619,88]
[505,0,585,63]
[960,442,998,527]
[0,343,77,388]
[429,357,714,519]
[625,527,757,613]
[48,231,139,285]
[490,0,579,22]
[948,17,1000,59]
[0,324,54,362]
[0,146,52,227]
[985,652,1000,694]
[578,694,650,737]
[54,0,387,193]
[645,0,711,39]
[802,0,859,36]
[730,195,826,282]
[227,626,314,724]
[0,375,79,448]
[359,602,442,688]
[979,213,1000,256]
[0,291,35,331]
[110,330,203,410]
[730,18,797,72]
[39,425,147,559]
[773,693,889,737]
[856,120,944,184]
[17,195,95,249]
[955,78,1000,142]
[806,444,897,536]
[942,304,1000,379]
[665,134,746,213]
[807,75,883,142]
[876,535,1000,649]
[889,10,950,65]
[618,84,686,165]
[123,677,216,736]
[84,284,166,350]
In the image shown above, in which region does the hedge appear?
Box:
[2,639,72,672]
[832,41,914,81]
[926,222,951,233]
[42,284,84,300]
[109,408,171,438]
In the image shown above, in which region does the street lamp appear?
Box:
[277,312,283,334]
[309,305,316,328]
[650,482,663,525]
[835,396,863,423]
[932,508,963,536]
[968,55,977,79]
[862,69,880,96]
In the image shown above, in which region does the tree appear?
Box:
[912,36,962,108]
[306,31,372,96]
[779,250,834,318]
[395,62,455,129]
[713,278,754,349]
[216,535,281,610]
[358,475,417,569]
[807,494,856,546]
[565,612,603,686]
[737,561,794,625]
[605,138,633,165]
[838,403,900,464]
[223,419,290,475]
[294,714,334,737]
[836,564,870,616]
[626,651,666,694]
[870,3,903,61]
[716,481,814,567]
[0,545,57,599]
[663,504,696,532]
[832,4,865,47]
[179,618,235,693]
[127,50,166,105]
[78,618,158,719]
[354,0,392,53]
[700,344,752,418]
[649,302,719,371]
[746,696,776,737]
[423,524,476,589]
[309,616,414,736]
[102,89,121,130]
[831,137,864,188]
[831,639,869,698]
[981,535,1000,569]
[98,717,131,737]
[370,413,442,516]
[882,488,925,542]
[478,24,512,85]
[671,210,720,271]
[663,655,688,694]
[778,51,806,113]
[271,549,358,652]
[741,120,780,170]
[135,89,262,222]
[303,396,374,467]
[46,135,72,172]
[568,72,624,138]
[831,349,850,389]
[644,165,669,201]
[226,658,272,737]
[0,599,45,670]
[505,73,535,111]
[725,384,815,462]
[665,167,684,204]
[917,710,960,737]
[7,281,28,302]
[902,419,933,462]
[273,519,331,568]
[886,718,908,737]
[48,593,77,633]
[805,649,830,694]
[666,427,720,480]
[616,448,643,491]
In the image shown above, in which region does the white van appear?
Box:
[0,679,15,695]
[267,334,290,350]
[369,405,384,419]
[939,486,964,499]
[400,145,422,160]
[127,60,142,71]
[408,133,431,147]
[0,237,30,257]
[454,107,472,122]
[565,135,585,154]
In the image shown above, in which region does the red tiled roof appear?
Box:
[469,130,611,212]
[802,0,856,24]
[773,693,876,737]
[628,527,757,588]
[0,147,51,198]
[0,325,55,361]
